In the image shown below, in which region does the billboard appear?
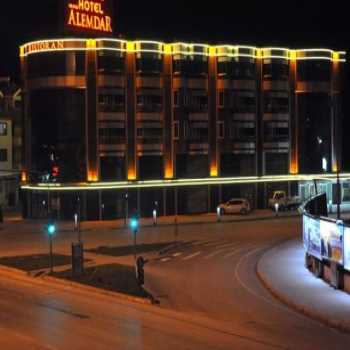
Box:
[65,0,114,35]
[320,219,343,264]
[303,215,321,259]
[344,227,350,271]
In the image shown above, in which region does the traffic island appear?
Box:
[86,242,178,257]
[0,254,72,272]
[52,263,150,299]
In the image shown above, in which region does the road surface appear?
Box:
[0,217,349,349]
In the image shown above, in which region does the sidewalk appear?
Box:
[257,239,350,332]
[2,209,300,232]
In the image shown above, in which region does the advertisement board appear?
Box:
[303,215,321,259]
[64,0,114,35]
[344,227,350,271]
[320,219,343,264]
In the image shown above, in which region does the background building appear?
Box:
[0,77,22,208]
[20,39,346,219]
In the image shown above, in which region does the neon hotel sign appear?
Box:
[67,0,113,33]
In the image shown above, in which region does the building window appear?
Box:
[218,91,225,108]
[174,91,180,107]
[218,121,224,139]
[98,94,125,113]
[174,121,179,140]
[0,149,8,162]
[0,122,7,136]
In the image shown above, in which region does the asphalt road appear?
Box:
[0,217,349,349]
[145,217,350,349]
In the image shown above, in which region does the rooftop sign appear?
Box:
[65,0,114,34]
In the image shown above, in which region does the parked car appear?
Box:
[218,198,251,215]
[268,191,301,211]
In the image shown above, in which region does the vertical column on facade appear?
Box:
[20,48,30,182]
[126,44,137,180]
[256,51,263,177]
[289,51,299,174]
[85,40,99,182]
[331,55,341,173]
[208,51,218,177]
[163,46,174,179]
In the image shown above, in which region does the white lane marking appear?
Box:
[161,258,171,262]
[204,248,229,259]
[222,244,256,259]
[173,252,183,257]
[182,252,201,261]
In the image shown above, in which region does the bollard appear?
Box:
[217,206,221,222]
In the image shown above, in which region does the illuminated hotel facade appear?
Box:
[20,38,346,219]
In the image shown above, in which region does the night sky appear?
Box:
[0,0,349,164]
[0,0,349,78]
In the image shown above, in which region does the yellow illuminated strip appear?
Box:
[21,173,350,192]
[20,38,346,62]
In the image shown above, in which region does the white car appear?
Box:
[218,199,251,215]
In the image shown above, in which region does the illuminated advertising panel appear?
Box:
[344,227,350,271]
[303,215,321,259]
[65,0,114,34]
[320,219,343,264]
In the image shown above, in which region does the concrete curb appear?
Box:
[256,244,350,334]
[0,264,155,306]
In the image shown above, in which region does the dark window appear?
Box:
[264,122,289,141]
[232,94,256,113]
[185,122,208,141]
[174,121,179,139]
[173,57,208,76]
[263,63,289,80]
[98,94,125,113]
[136,93,163,112]
[174,91,180,106]
[98,51,125,74]
[230,122,255,140]
[265,153,289,175]
[136,54,163,74]
[264,94,289,113]
[27,52,67,78]
[137,128,163,138]
[219,91,225,107]
[76,53,86,75]
[0,149,8,162]
[218,121,224,139]
[297,61,331,82]
[218,59,255,79]
[99,128,125,144]
[189,94,208,112]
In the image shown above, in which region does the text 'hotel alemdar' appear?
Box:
[64,0,114,35]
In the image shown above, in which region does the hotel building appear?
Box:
[19,38,346,219]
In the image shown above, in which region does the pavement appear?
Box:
[257,239,350,333]
[3,208,299,229]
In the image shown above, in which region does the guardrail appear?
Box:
[303,194,350,290]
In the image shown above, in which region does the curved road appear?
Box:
[0,217,349,349]
[145,217,350,349]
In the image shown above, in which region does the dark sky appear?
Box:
[0,0,349,78]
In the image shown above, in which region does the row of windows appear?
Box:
[26,52,333,82]
[98,121,288,142]
[97,90,288,114]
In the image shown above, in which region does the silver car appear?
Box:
[218,199,251,215]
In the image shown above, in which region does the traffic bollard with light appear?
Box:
[46,221,56,274]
